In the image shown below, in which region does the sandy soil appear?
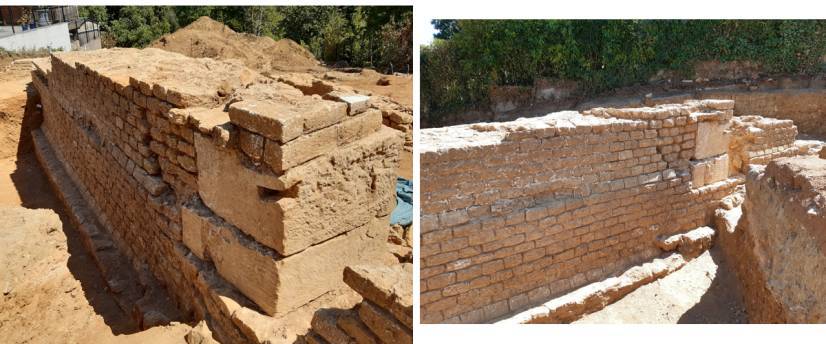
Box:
[575,247,748,324]
[321,69,413,109]
[0,72,192,343]
[150,16,323,73]
[150,17,413,180]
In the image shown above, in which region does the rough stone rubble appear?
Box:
[27,48,407,343]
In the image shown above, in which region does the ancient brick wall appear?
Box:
[728,115,799,173]
[30,48,401,343]
[419,100,743,323]
[701,89,826,138]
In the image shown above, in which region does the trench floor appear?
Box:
[0,73,191,343]
[575,246,748,324]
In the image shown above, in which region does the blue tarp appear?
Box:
[390,177,413,226]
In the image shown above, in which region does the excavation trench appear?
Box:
[421,96,826,324]
[0,66,191,343]
[2,46,413,344]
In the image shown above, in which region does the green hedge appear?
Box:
[422,20,826,126]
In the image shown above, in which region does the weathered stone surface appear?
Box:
[336,310,380,344]
[186,320,219,344]
[327,91,370,115]
[420,100,757,324]
[181,204,208,260]
[311,309,356,344]
[656,226,715,257]
[228,100,304,143]
[357,301,412,344]
[262,123,338,173]
[337,109,383,146]
[343,264,412,329]
[34,47,404,343]
[196,127,401,256]
[498,253,687,324]
[228,98,347,144]
[186,107,231,134]
[735,157,826,323]
[183,200,393,316]
[694,120,730,159]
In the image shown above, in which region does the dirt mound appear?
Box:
[150,16,322,73]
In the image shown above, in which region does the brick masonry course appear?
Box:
[417,99,785,324]
[29,48,402,343]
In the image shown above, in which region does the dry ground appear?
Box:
[149,17,413,180]
[575,247,748,324]
[0,69,192,343]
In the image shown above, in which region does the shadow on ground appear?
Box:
[678,246,749,324]
[7,83,141,335]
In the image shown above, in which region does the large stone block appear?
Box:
[262,124,338,173]
[693,120,730,159]
[228,98,346,144]
[195,127,402,256]
[182,200,394,317]
[261,109,383,173]
[344,264,413,329]
[706,154,729,184]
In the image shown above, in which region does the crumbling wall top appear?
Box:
[760,157,826,213]
[421,100,734,157]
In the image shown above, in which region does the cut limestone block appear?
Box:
[262,123,338,173]
[344,264,413,329]
[326,91,370,115]
[690,154,729,188]
[261,109,383,173]
[656,226,715,257]
[690,160,708,187]
[182,205,208,260]
[694,120,730,159]
[182,199,394,316]
[357,301,412,344]
[337,310,380,344]
[228,98,346,144]
[311,309,356,344]
[706,154,729,184]
[195,127,402,256]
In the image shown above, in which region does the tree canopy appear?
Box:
[422,20,826,125]
[78,6,412,73]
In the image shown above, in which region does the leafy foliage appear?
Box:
[108,6,179,48]
[431,20,459,40]
[422,20,826,124]
[78,6,412,73]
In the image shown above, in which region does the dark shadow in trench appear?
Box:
[8,83,140,335]
[677,246,749,324]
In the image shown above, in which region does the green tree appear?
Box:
[78,6,108,28]
[432,19,459,39]
[421,20,826,127]
[109,6,179,47]
[243,6,284,39]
